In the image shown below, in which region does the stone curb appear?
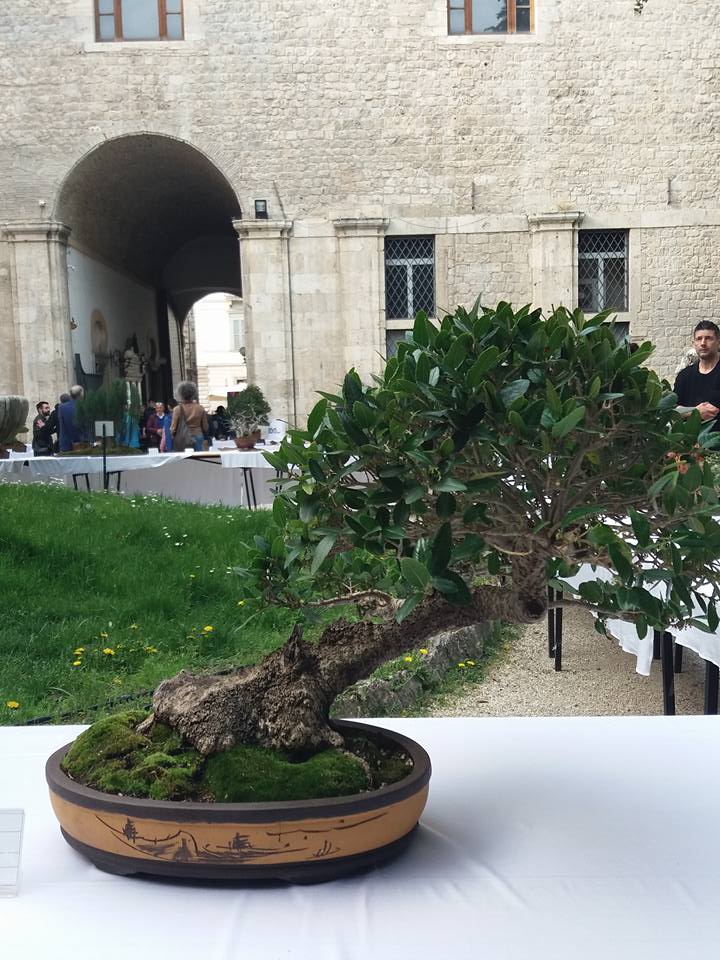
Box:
[333,622,493,718]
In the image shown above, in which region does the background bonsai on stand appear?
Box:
[228,384,271,449]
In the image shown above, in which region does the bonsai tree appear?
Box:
[0,395,29,457]
[144,302,720,757]
[227,384,271,438]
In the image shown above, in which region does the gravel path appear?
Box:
[429,606,707,717]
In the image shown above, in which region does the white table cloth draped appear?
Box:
[559,563,720,672]
[2,717,719,960]
[0,448,281,508]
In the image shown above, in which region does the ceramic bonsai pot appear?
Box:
[46,719,431,883]
[234,431,261,450]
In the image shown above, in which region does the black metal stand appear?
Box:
[704,661,719,715]
[657,630,676,716]
[547,586,563,671]
[102,430,108,491]
[72,473,91,491]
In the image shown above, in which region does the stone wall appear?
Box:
[0,0,719,411]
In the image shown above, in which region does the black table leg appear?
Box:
[652,631,662,660]
[242,468,257,510]
[674,642,683,674]
[659,630,676,716]
[554,603,563,672]
[704,661,719,715]
[547,586,555,658]
[248,468,257,509]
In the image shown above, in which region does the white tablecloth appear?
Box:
[0,451,195,477]
[560,564,720,673]
[2,716,719,960]
[0,450,280,508]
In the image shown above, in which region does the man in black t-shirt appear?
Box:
[673,321,720,431]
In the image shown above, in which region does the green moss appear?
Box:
[201,744,370,803]
[62,711,204,801]
[62,712,411,803]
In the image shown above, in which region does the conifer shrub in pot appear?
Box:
[47,301,720,882]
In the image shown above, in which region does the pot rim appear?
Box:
[46,718,431,823]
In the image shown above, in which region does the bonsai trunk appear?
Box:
[146,556,548,756]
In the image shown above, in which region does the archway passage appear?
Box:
[55,134,242,401]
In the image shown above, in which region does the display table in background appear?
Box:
[0,447,281,508]
[2,716,719,960]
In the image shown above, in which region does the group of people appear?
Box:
[32,385,87,456]
[140,382,234,453]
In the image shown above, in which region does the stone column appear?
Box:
[234,219,295,425]
[527,212,584,312]
[1,221,73,405]
[333,218,389,380]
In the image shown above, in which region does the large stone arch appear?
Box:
[50,133,243,401]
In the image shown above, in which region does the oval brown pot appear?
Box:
[234,431,261,450]
[45,719,431,883]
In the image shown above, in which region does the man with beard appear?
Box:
[32,401,57,456]
[674,321,720,430]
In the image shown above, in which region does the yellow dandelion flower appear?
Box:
[418,648,429,656]
[72,660,82,667]
[100,631,109,639]
[202,625,214,633]
[130,623,139,630]
[144,646,158,654]
[466,660,476,667]
[237,600,245,607]
[102,647,115,656]
[458,662,466,669]
[6,701,19,709]
[73,647,85,655]
[403,656,413,663]
[112,677,123,686]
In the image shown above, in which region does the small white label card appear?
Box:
[0,810,25,896]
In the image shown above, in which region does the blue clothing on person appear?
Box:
[57,399,83,452]
[157,412,173,451]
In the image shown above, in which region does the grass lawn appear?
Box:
[0,483,302,724]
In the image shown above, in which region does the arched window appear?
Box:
[448,0,534,35]
[95,1,184,42]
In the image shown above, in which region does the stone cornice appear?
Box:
[527,212,584,232]
[233,219,293,240]
[1,220,71,244]
[333,217,389,237]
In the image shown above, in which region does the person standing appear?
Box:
[58,385,85,452]
[170,382,209,452]
[32,401,57,456]
[674,321,720,430]
[147,400,173,451]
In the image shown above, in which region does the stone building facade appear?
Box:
[1,0,719,426]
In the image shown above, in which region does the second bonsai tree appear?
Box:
[228,384,271,448]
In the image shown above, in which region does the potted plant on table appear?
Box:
[227,384,271,449]
[0,395,29,459]
[47,302,720,883]
[72,379,143,452]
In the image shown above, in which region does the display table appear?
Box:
[0,447,281,508]
[558,564,720,714]
[2,716,719,959]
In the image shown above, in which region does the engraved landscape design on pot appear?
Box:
[49,788,429,865]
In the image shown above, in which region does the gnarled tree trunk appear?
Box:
[145,557,548,756]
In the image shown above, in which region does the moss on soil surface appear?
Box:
[61,711,412,802]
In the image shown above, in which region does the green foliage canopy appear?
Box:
[247,302,720,639]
